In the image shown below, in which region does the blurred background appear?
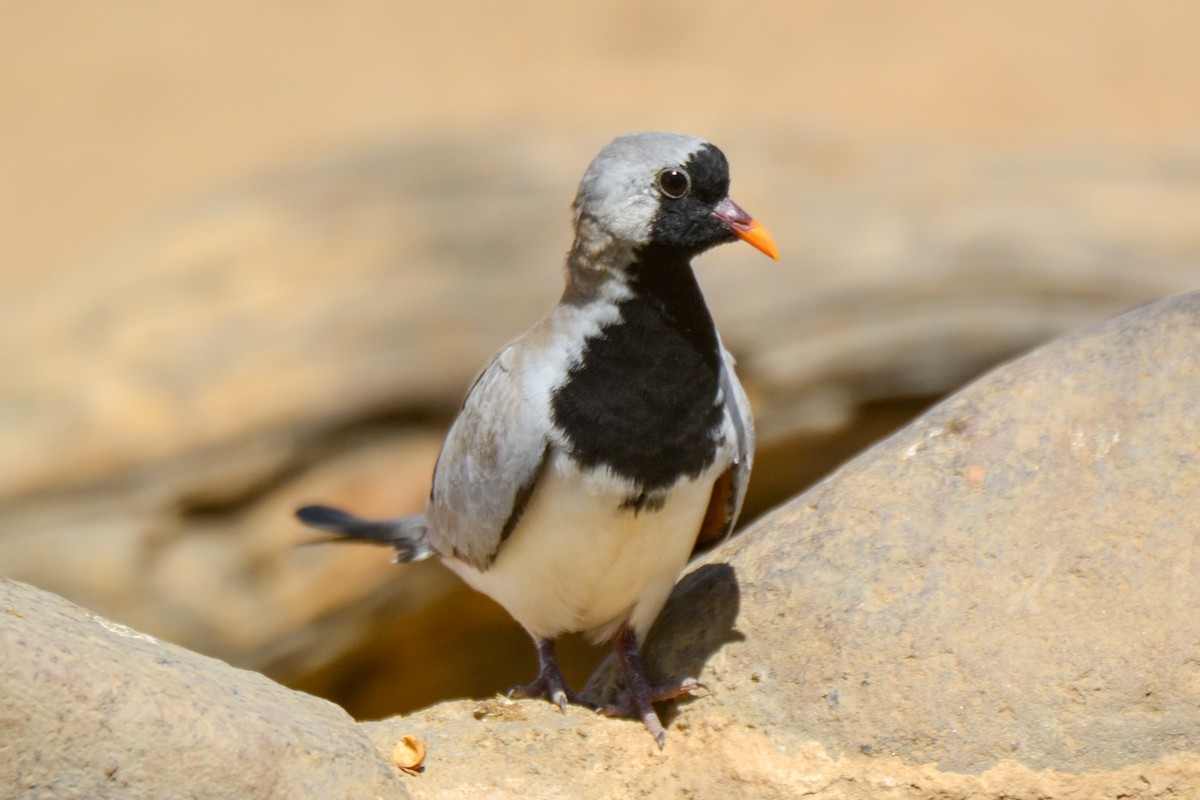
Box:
[3,1,1199,718]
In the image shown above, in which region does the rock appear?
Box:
[351,291,1200,797]
[0,578,406,800]
[365,698,1200,799]
[0,427,452,680]
[3,134,1200,719]
[9,578,1200,800]
[584,290,1200,773]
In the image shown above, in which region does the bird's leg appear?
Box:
[508,637,588,712]
[607,625,703,749]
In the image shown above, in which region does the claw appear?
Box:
[609,626,705,749]
[601,678,706,716]
[508,638,593,712]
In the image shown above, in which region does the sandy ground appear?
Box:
[4,1,1200,289]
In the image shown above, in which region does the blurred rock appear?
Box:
[587,290,1200,773]
[2,134,1199,717]
[5,135,1198,498]
[0,578,405,800]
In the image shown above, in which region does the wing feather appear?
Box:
[701,343,755,544]
[425,302,615,570]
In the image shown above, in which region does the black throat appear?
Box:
[551,245,725,493]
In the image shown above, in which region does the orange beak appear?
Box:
[712,197,780,260]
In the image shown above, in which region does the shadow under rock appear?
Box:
[582,562,742,722]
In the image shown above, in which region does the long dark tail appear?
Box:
[295,504,433,564]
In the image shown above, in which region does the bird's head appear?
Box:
[571,132,779,264]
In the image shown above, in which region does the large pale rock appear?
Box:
[365,698,1200,799]
[584,290,1200,773]
[8,578,1200,800]
[0,578,406,800]
[353,293,1200,798]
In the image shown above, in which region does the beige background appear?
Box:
[5,1,1200,288]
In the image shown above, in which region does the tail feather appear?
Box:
[295,504,433,563]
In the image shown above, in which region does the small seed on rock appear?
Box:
[391,735,426,775]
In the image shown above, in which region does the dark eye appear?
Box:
[657,168,691,199]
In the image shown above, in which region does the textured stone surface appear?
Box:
[366,698,1200,800]
[0,578,406,800]
[587,290,1200,773]
[355,293,1200,797]
[8,578,1200,800]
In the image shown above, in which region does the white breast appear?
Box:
[444,452,721,644]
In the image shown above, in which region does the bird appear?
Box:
[297,132,778,748]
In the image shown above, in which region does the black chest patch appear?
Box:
[551,255,724,492]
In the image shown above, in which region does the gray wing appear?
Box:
[723,345,755,528]
[698,343,756,546]
[426,342,556,571]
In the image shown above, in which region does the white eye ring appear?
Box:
[656,168,691,199]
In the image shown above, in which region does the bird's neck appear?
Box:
[561,216,639,306]
[623,244,721,370]
[562,223,720,369]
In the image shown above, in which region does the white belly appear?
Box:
[445,455,718,644]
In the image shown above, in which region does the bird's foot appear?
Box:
[602,676,706,716]
[508,638,593,713]
[508,672,589,712]
[608,627,706,750]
